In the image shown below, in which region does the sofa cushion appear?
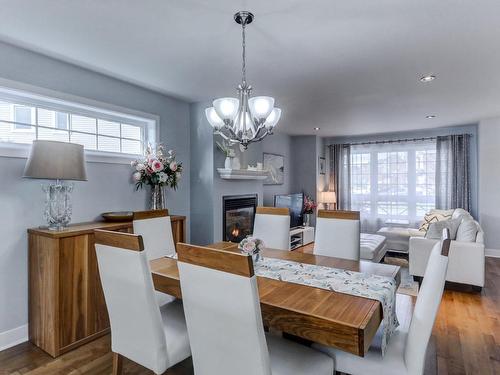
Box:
[452,208,472,221]
[419,209,454,232]
[456,219,478,242]
[376,227,423,252]
[425,218,461,240]
[360,233,386,262]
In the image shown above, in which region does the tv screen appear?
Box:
[274,193,304,228]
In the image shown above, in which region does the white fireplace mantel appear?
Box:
[217,168,269,180]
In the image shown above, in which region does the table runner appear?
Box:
[255,257,399,356]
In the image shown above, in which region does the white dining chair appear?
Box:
[94,230,190,375]
[253,207,290,250]
[133,209,176,260]
[313,210,361,260]
[176,243,335,375]
[313,238,450,375]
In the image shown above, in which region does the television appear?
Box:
[274,193,304,228]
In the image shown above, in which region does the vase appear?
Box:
[303,213,311,227]
[224,156,232,169]
[151,185,166,210]
[231,156,241,170]
[252,252,262,263]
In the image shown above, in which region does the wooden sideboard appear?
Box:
[28,216,186,357]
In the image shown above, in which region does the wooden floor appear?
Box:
[1,246,499,375]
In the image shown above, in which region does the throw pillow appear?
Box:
[456,219,478,242]
[419,209,454,232]
[425,218,461,240]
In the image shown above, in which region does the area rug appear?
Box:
[384,256,419,297]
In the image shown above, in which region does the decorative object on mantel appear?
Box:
[131,144,182,210]
[263,152,284,185]
[238,236,265,263]
[216,140,240,170]
[217,168,269,180]
[303,195,317,227]
[205,11,282,149]
[23,140,87,230]
[319,191,337,210]
[101,211,134,222]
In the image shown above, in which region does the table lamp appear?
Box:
[23,140,87,230]
[319,191,337,210]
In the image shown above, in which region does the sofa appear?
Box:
[409,208,485,290]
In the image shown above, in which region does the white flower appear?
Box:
[136,163,145,171]
[133,171,142,182]
[176,172,181,180]
[130,160,138,167]
[170,161,178,171]
[158,172,168,183]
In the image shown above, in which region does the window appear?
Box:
[0,85,156,157]
[349,140,436,229]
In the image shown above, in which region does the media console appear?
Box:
[290,226,315,250]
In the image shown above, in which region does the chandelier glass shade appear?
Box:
[205,11,281,149]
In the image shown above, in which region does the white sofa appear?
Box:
[409,209,485,290]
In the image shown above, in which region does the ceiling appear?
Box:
[0,0,500,136]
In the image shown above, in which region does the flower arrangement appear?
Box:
[216,140,236,158]
[238,236,265,262]
[131,144,182,190]
[303,195,317,214]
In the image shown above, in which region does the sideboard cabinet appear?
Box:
[28,216,185,357]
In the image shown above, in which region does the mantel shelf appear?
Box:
[217,168,270,180]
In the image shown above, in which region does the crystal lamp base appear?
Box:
[43,180,73,231]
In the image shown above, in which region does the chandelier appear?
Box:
[205,11,281,150]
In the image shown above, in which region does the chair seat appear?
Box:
[160,300,191,366]
[313,327,408,375]
[266,333,334,375]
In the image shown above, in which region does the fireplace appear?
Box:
[223,194,258,243]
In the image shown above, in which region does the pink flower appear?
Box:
[133,171,142,182]
[170,161,178,171]
[242,241,256,254]
[151,160,164,172]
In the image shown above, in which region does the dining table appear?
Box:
[149,241,401,357]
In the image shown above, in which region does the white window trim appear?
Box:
[0,77,160,164]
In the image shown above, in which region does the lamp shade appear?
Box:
[248,96,274,120]
[205,107,224,129]
[264,108,281,129]
[213,97,239,122]
[23,140,87,181]
[319,191,337,204]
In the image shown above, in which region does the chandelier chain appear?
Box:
[241,20,246,85]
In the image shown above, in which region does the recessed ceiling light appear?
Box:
[420,75,436,83]
[426,115,436,119]
[314,127,320,131]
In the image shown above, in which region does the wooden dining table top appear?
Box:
[150,241,401,357]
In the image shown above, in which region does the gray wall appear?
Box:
[478,117,500,250]
[0,41,190,336]
[324,124,479,219]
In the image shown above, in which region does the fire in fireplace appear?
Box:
[223,194,258,243]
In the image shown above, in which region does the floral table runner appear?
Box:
[254,257,399,356]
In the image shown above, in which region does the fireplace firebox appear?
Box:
[223,194,258,243]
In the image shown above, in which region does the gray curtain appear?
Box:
[435,134,471,211]
[328,144,351,210]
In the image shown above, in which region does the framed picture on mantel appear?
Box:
[263,152,284,185]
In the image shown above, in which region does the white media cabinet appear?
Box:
[290,226,315,250]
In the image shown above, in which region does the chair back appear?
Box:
[177,243,271,375]
[313,210,360,260]
[94,230,170,374]
[133,209,176,260]
[404,239,450,375]
[253,207,290,250]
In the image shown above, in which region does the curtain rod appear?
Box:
[339,133,472,147]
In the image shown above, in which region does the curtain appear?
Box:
[435,134,471,211]
[328,144,351,210]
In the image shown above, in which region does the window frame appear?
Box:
[0,79,159,164]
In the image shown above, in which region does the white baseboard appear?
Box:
[486,248,500,258]
[0,324,28,352]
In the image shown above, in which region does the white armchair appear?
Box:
[409,219,485,290]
